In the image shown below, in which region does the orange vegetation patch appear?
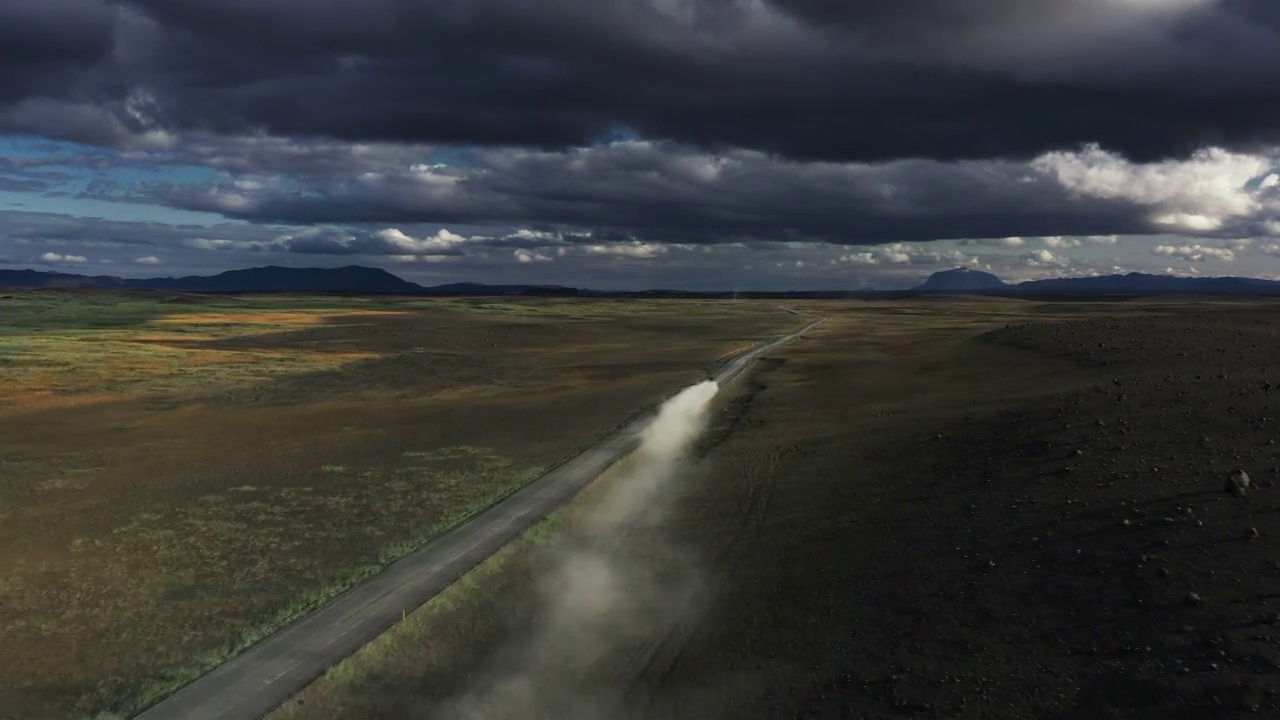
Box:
[0,336,383,402]
[189,348,377,363]
[148,310,410,326]
[130,332,218,343]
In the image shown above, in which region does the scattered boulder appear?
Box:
[1226,470,1251,497]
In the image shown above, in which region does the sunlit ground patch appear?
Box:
[0,309,402,407]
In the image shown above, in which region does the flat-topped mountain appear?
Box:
[914,267,1007,291]
[129,265,423,293]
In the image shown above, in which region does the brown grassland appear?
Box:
[0,292,796,720]
[265,297,1280,719]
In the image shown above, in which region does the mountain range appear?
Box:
[0,265,577,295]
[4,264,1280,296]
[913,266,1280,295]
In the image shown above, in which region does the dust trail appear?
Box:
[438,380,721,720]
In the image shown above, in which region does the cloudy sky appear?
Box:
[3,0,1280,290]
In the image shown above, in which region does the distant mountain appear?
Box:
[0,265,423,293]
[8,263,1280,297]
[131,265,423,293]
[420,282,579,295]
[0,266,602,294]
[1014,272,1280,295]
[909,268,1280,296]
[915,267,1007,291]
[0,268,131,289]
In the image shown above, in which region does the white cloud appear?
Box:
[40,252,88,264]
[390,254,453,263]
[1034,144,1273,231]
[1151,213,1223,231]
[135,256,162,265]
[960,236,1026,248]
[1151,244,1235,262]
[264,227,472,257]
[582,242,668,258]
[511,228,560,241]
[373,228,467,254]
[1084,235,1119,245]
[1020,248,1068,266]
[840,251,878,265]
[838,242,973,266]
[186,237,263,251]
[401,164,467,195]
[1041,236,1083,248]
[1263,174,1279,189]
[514,248,553,263]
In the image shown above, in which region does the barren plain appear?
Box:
[267,297,1280,720]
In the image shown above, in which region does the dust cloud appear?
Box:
[437,380,721,720]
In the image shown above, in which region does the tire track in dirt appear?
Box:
[590,347,805,719]
[624,447,792,719]
[611,371,800,719]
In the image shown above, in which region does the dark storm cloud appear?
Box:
[4,1,1280,161]
[0,0,113,65]
[140,141,1194,245]
[0,0,116,102]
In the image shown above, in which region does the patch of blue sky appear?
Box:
[0,190,233,226]
[591,124,642,146]
[0,134,232,224]
[0,135,80,159]
[424,145,484,169]
[99,163,222,185]
[1246,168,1280,190]
[1,134,223,184]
